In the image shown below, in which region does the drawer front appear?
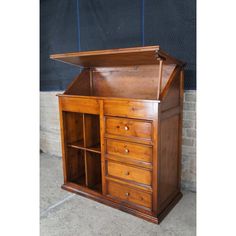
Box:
[107,161,151,186]
[107,181,152,209]
[106,139,152,163]
[104,100,157,119]
[59,96,100,114]
[105,117,152,140]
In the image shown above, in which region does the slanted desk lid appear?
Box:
[50,46,184,68]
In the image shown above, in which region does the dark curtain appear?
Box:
[40,0,196,91]
[40,0,79,91]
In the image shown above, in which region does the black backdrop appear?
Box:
[40,0,196,91]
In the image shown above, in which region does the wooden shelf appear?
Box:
[68,141,101,154]
[68,140,84,149]
[86,145,101,154]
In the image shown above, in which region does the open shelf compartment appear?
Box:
[63,111,102,193]
[86,151,102,193]
[64,112,101,153]
[66,148,86,187]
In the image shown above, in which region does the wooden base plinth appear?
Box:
[62,183,182,224]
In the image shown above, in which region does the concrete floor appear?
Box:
[40,153,196,236]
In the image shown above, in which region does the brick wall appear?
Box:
[40,92,62,157]
[182,91,196,191]
[40,91,196,191]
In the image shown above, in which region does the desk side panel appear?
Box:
[158,69,183,214]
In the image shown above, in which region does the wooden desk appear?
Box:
[51,46,185,223]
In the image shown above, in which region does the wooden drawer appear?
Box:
[106,139,152,163]
[105,117,152,141]
[107,181,152,209]
[59,96,100,114]
[107,161,151,186]
[104,100,157,119]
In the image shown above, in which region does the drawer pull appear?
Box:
[124,125,129,131]
[125,192,130,196]
[124,149,129,153]
[125,171,130,176]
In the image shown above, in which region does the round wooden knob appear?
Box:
[125,192,130,196]
[124,125,129,131]
[125,171,130,175]
[124,149,129,153]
